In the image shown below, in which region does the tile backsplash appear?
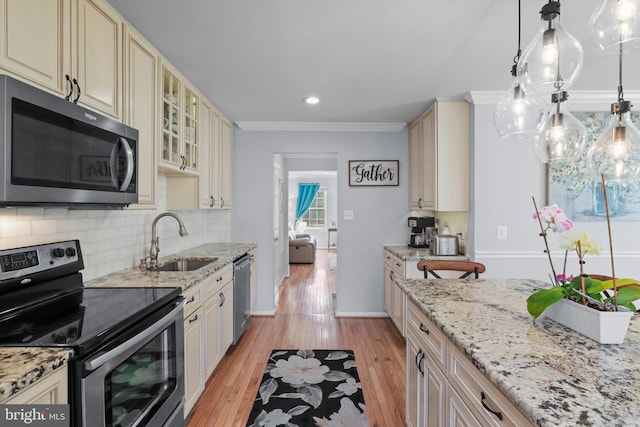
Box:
[0,176,231,281]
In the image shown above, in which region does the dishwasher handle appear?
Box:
[234,255,252,270]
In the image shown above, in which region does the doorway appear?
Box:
[273,154,338,310]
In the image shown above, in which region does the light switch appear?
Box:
[497,226,507,240]
[344,210,354,220]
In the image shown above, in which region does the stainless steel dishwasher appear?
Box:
[233,254,252,343]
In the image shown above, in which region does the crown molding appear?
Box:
[464,90,640,111]
[234,121,407,132]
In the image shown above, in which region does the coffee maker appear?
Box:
[408,216,435,248]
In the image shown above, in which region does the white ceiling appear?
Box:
[107,0,640,125]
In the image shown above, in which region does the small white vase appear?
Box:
[543,298,634,344]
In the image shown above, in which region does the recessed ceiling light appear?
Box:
[304,96,320,105]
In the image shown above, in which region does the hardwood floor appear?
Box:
[187,249,407,426]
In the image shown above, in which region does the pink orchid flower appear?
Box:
[533,204,573,232]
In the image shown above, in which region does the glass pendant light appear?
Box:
[590,0,640,54]
[586,44,640,183]
[517,1,584,95]
[534,91,586,162]
[494,0,548,141]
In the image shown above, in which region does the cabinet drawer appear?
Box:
[204,263,233,300]
[448,345,534,427]
[384,251,404,277]
[406,299,447,371]
[182,282,204,318]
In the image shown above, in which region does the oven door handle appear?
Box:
[83,299,185,372]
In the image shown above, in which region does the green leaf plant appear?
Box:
[527,189,640,319]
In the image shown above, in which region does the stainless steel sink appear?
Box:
[156,257,217,272]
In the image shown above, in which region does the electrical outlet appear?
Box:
[344,210,354,220]
[497,226,507,240]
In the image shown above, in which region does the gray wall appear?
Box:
[232,128,409,315]
[470,101,640,283]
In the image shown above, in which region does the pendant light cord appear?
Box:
[618,38,625,103]
[513,0,522,65]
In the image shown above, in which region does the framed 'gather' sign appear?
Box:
[348,160,399,186]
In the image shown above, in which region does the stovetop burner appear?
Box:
[0,240,182,356]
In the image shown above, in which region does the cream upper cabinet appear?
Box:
[160,61,200,174]
[198,100,214,208]
[409,101,469,212]
[124,25,158,209]
[200,108,233,209]
[0,0,122,119]
[0,0,70,94]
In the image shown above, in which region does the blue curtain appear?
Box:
[295,183,320,224]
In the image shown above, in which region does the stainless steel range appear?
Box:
[0,240,185,427]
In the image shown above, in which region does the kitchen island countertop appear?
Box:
[396,276,640,427]
[0,242,255,403]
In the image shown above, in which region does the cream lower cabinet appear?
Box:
[203,264,234,378]
[183,264,234,417]
[249,248,257,313]
[3,366,68,404]
[384,249,423,336]
[406,299,534,427]
[0,0,123,120]
[182,282,205,415]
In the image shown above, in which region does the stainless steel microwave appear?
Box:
[0,75,138,207]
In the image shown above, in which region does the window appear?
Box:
[302,189,326,228]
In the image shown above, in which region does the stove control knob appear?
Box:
[65,247,76,257]
[51,248,65,258]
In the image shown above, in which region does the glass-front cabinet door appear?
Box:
[162,68,181,168]
[183,87,198,170]
[160,62,199,174]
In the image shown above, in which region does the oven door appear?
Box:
[76,298,185,427]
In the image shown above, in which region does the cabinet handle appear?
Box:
[210,196,214,207]
[188,314,199,323]
[219,292,225,307]
[416,349,425,376]
[480,392,504,421]
[180,155,186,170]
[64,75,73,101]
[186,296,195,304]
[389,270,394,281]
[72,78,81,103]
[220,197,225,208]
[418,198,423,209]
[419,323,430,335]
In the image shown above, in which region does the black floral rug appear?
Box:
[246,349,370,427]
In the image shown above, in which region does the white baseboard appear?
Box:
[251,310,277,317]
[334,311,388,318]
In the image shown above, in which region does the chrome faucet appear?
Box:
[142,212,188,270]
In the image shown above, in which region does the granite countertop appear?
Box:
[0,348,71,403]
[85,242,256,290]
[384,245,468,261]
[396,277,640,427]
[0,242,255,402]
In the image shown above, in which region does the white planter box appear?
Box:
[543,298,634,344]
